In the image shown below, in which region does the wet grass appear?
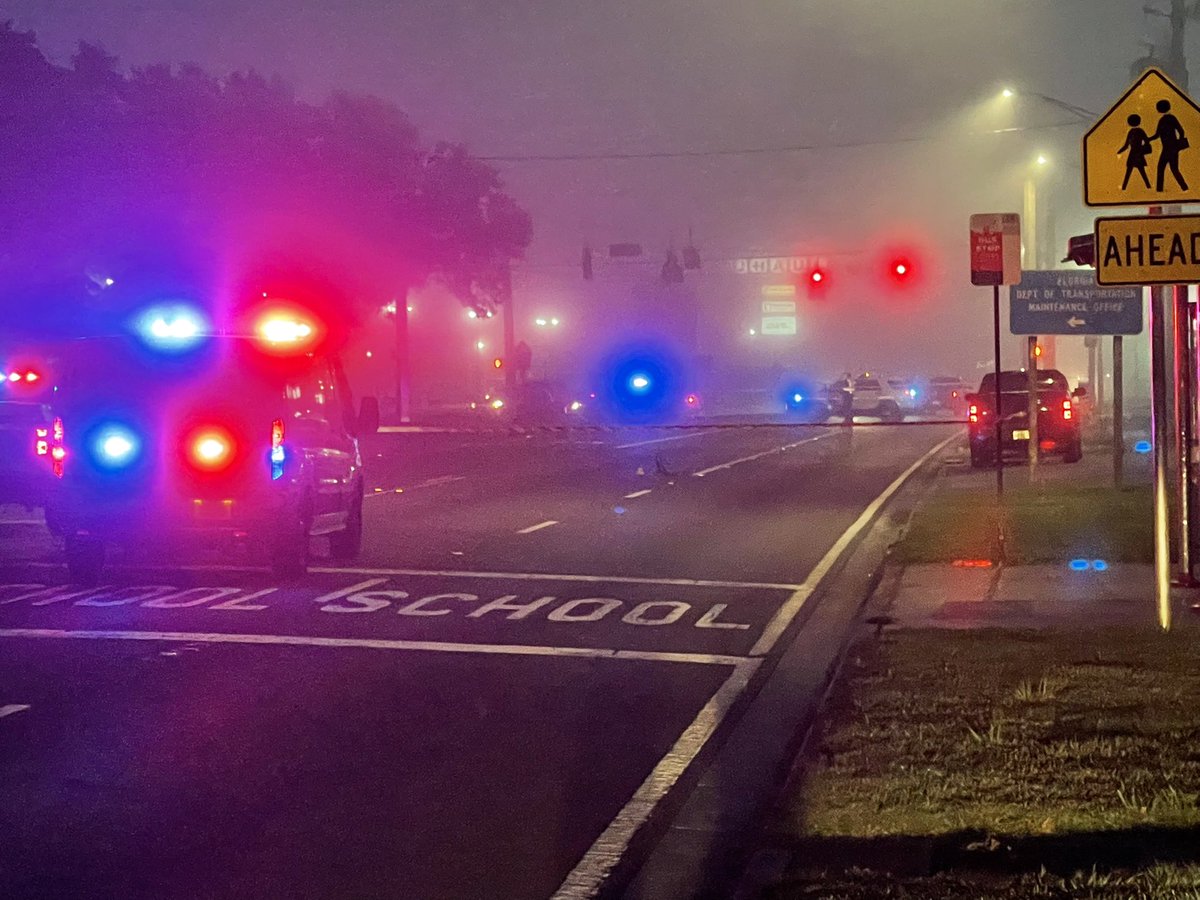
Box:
[897,485,1153,564]
[764,628,1200,897]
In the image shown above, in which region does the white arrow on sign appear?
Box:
[1067,316,1087,328]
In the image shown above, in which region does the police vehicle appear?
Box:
[45,301,377,583]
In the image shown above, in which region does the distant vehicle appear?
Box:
[475,380,589,425]
[0,400,61,508]
[887,377,922,413]
[45,309,377,583]
[783,387,830,418]
[924,375,969,416]
[965,369,1084,467]
[849,373,903,421]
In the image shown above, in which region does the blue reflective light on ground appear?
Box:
[1134,440,1152,454]
[1091,560,1109,571]
[613,506,626,515]
[1069,559,1090,571]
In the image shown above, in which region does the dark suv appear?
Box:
[46,332,377,582]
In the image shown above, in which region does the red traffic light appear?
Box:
[887,255,915,286]
[804,266,831,296]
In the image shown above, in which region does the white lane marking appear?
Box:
[312,579,388,604]
[516,520,559,535]
[692,432,833,477]
[749,432,958,657]
[0,704,31,719]
[551,658,761,899]
[413,474,466,489]
[308,567,802,592]
[0,629,747,667]
[623,489,653,499]
[377,425,458,434]
[19,561,802,592]
[0,519,45,526]
[615,431,713,450]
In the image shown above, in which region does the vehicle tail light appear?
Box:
[685,393,699,407]
[187,426,236,472]
[968,403,979,424]
[35,427,48,456]
[1062,399,1073,420]
[50,418,64,477]
[270,418,286,480]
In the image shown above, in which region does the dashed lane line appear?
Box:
[516,520,559,535]
[0,628,748,668]
[748,432,958,657]
[692,432,833,477]
[615,430,714,450]
[0,704,30,719]
[623,489,652,499]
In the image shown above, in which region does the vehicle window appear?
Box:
[855,379,880,390]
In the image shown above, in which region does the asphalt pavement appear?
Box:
[0,419,955,899]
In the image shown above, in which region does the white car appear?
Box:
[850,373,903,421]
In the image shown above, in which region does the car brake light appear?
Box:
[271,418,286,480]
[49,417,64,477]
[968,403,979,424]
[1062,399,1073,420]
[187,427,235,472]
[35,427,48,456]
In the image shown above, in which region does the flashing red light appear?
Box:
[685,393,699,406]
[24,371,38,383]
[187,427,236,472]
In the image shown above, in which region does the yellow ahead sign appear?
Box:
[1095,214,1200,285]
[1084,68,1200,207]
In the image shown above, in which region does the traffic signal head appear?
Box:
[888,257,913,283]
[493,357,504,369]
[804,266,830,297]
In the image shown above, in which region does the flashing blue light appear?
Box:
[270,445,286,480]
[792,392,804,403]
[94,426,140,468]
[908,388,918,398]
[1134,440,1152,454]
[1091,559,1109,572]
[134,303,208,351]
[629,374,651,392]
[1069,559,1090,571]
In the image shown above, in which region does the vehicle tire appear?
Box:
[881,401,903,423]
[1063,438,1083,463]
[65,534,105,585]
[270,502,312,579]
[970,446,994,469]
[329,494,363,560]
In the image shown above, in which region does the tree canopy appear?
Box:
[0,21,532,323]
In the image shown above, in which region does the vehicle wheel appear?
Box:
[970,446,994,469]
[270,503,312,578]
[1063,438,1083,463]
[328,494,363,560]
[65,534,105,585]
[881,401,903,422]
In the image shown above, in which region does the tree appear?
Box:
[0,22,532,374]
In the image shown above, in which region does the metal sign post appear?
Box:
[1113,335,1124,487]
[994,285,1005,503]
[1151,279,1174,630]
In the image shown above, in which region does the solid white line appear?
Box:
[0,519,45,526]
[413,474,466,489]
[692,432,833,477]
[18,561,803,592]
[748,432,958,657]
[377,425,458,434]
[623,489,653,499]
[308,567,803,592]
[615,431,713,450]
[0,628,745,667]
[516,520,559,534]
[0,703,31,719]
[551,658,761,899]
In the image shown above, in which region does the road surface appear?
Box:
[0,420,954,899]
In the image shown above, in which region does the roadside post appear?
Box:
[970,212,1022,562]
[1113,334,1124,487]
[1027,337,1040,479]
[1085,67,1200,630]
[1010,270,1141,485]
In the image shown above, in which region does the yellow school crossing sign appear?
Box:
[1084,68,1200,207]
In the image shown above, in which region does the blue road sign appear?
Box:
[1010,270,1142,335]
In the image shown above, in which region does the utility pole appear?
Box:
[393,293,412,423]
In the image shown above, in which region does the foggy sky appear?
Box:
[0,0,1186,378]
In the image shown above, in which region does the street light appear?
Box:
[475,340,486,351]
